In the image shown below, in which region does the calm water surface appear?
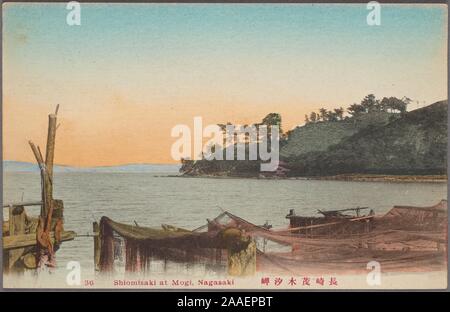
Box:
[3,172,447,280]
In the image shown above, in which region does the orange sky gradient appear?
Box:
[2,3,447,166]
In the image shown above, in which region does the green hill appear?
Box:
[286,101,447,176]
[180,100,447,178]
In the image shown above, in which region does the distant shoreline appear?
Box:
[309,174,447,183]
[2,160,180,174]
[173,173,447,183]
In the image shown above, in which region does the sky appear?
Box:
[2,3,447,166]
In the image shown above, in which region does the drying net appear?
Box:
[98,216,251,274]
[98,200,448,275]
[256,200,448,273]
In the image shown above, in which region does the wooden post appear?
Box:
[28,106,58,220]
[227,240,256,277]
[8,206,26,270]
[29,141,48,218]
[28,106,60,268]
[8,205,14,237]
[12,206,26,234]
[93,222,100,271]
[43,108,58,231]
[45,111,57,186]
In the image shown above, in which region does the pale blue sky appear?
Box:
[2,3,448,165]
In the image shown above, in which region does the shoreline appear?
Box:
[310,174,447,183]
[171,173,448,183]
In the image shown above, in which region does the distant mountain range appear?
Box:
[3,161,180,173]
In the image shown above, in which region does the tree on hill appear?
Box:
[347,103,366,116]
[304,94,413,123]
[319,108,328,121]
[334,107,345,120]
[262,113,282,133]
[380,96,410,114]
[361,94,378,113]
[326,110,338,122]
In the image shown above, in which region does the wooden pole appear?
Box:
[2,201,42,208]
[29,106,58,227]
[93,222,100,271]
[45,111,57,180]
[3,231,76,250]
[8,206,26,269]
[227,240,256,277]
[274,215,376,233]
[8,205,15,237]
[43,109,57,229]
[29,141,44,166]
[26,106,62,269]
[29,141,48,218]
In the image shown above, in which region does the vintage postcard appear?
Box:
[1,1,448,290]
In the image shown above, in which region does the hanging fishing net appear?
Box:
[98,216,252,274]
[97,200,447,275]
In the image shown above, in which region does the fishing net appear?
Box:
[98,200,448,275]
[98,216,251,274]
[377,200,447,231]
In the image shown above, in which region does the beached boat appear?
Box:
[285,207,375,236]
